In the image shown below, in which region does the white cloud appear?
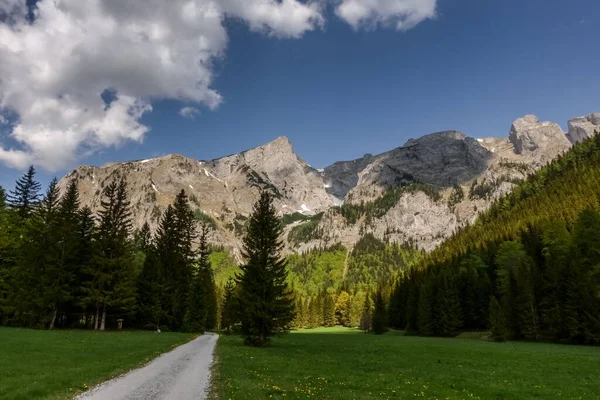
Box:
[0,0,323,171]
[179,106,201,119]
[335,0,437,31]
[0,115,7,125]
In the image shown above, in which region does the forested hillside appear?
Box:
[389,134,600,343]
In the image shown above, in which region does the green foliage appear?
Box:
[448,184,465,209]
[194,209,217,229]
[334,183,441,225]
[220,278,237,333]
[371,289,388,334]
[236,191,295,346]
[287,218,323,245]
[185,225,216,333]
[391,135,600,343]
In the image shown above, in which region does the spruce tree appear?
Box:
[8,166,41,220]
[436,274,463,337]
[137,240,161,330]
[76,206,96,327]
[323,293,336,327]
[185,224,216,332]
[417,282,435,336]
[221,278,237,333]
[87,178,136,330]
[489,295,507,341]
[565,209,600,343]
[37,178,71,329]
[171,190,196,328]
[372,289,388,334]
[236,191,295,346]
[154,205,179,329]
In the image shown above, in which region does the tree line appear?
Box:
[387,134,600,343]
[0,167,217,332]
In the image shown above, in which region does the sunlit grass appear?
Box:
[213,327,600,399]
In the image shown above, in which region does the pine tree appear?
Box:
[417,282,435,336]
[37,178,71,329]
[185,224,216,332]
[372,289,388,334]
[236,191,295,346]
[323,293,336,327]
[86,178,136,330]
[436,274,463,337]
[359,292,373,333]
[136,240,161,330]
[8,166,41,220]
[76,206,96,328]
[50,179,81,328]
[154,205,179,329]
[171,190,196,329]
[221,278,237,333]
[489,295,507,341]
[565,209,600,343]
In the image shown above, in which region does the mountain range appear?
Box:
[58,112,600,259]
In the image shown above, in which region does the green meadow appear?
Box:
[212,327,600,400]
[0,327,194,400]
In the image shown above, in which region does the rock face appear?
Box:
[323,153,374,200]
[567,113,600,143]
[58,112,597,256]
[508,115,572,165]
[58,137,334,259]
[345,131,491,203]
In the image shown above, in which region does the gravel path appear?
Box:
[77,333,218,400]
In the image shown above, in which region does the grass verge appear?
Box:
[0,327,195,400]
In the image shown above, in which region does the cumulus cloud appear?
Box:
[179,106,201,119]
[0,0,324,171]
[335,0,437,31]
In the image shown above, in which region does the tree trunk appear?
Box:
[49,307,57,330]
[94,304,100,330]
[100,303,106,331]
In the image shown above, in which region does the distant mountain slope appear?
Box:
[58,112,599,255]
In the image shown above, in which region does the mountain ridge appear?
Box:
[58,112,600,256]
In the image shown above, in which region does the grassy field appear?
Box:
[212,327,600,400]
[0,327,195,400]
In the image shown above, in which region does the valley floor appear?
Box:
[0,327,195,400]
[212,327,600,400]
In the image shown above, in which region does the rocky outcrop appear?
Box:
[508,114,571,166]
[567,113,600,144]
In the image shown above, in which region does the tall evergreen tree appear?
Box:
[171,190,196,328]
[185,224,217,332]
[8,166,41,220]
[372,289,388,334]
[565,209,600,343]
[86,178,136,330]
[76,206,96,327]
[221,278,237,333]
[236,191,295,346]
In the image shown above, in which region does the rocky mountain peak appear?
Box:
[508,114,571,165]
[567,113,600,144]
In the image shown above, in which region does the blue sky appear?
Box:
[1,0,599,191]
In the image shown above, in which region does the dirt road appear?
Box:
[77,333,218,400]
